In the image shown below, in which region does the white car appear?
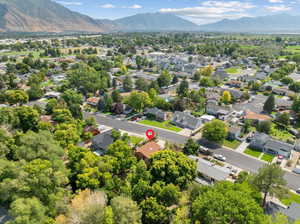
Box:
[213,154,226,161]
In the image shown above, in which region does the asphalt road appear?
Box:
[85,112,300,191]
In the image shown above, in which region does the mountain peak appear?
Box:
[115,13,198,31]
[0,0,115,33]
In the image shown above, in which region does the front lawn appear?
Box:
[281,192,300,206]
[139,119,182,132]
[244,148,262,158]
[130,136,144,146]
[261,153,275,163]
[223,139,240,149]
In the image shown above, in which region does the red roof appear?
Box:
[136,141,161,160]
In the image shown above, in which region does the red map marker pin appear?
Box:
[146,129,155,141]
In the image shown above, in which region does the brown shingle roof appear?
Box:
[244,110,271,121]
[136,141,161,160]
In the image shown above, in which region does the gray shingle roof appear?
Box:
[189,156,231,181]
[172,111,202,130]
[91,130,114,152]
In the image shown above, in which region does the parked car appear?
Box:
[199,146,212,156]
[293,166,300,175]
[276,155,284,165]
[213,154,226,161]
[296,188,300,194]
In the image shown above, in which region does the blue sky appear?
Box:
[54,0,300,24]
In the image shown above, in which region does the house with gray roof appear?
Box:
[267,202,300,223]
[145,107,168,121]
[91,129,114,155]
[189,156,231,184]
[249,132,294,159]
[172,111,202,131]
[0,207,11,224]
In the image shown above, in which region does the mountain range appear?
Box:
[0,0,300,34]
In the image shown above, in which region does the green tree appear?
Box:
[263,95,275,114]
[140,197,169,224]
[125,91,152,112]
[257,121,272,134]
[123,75,133,92]
[157,70,172,88]
[252,164,287,207]
[14,106,40,132]
[112,90,123,103]
[202,120,228,144]
[107,140,137,175]
[135,78,149,92]
[14,130,64,162]
[176,80,189,97]
[158,184,180,207]
[61,89,83,106]
[111,196,142,224]
[27,85,44,100]
[8,197,50,224]
[277,112,290,126]
[5,90,29,105]
[192,182,266,224]
[183,138,199,155]
[149,150,196,189]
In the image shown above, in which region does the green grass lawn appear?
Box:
[284,45,300,54]
[130,136,144,146]
[223,139,241,149]
[261,153,275,163]
[281,192,300,206]
[0,50,42,59]
[244,148,262,158]
[139,119,182,132]
[225,67,241,74]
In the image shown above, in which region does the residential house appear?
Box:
[249,132,294,159]
[243,110,272,123]
[275,99,293,111]
[135,141,161,163]
[289,73,300,82]
[189,156,231,185]
[267,202,300,223]
[228,126,242,140]
[226,80,242,88]
[44,91,61,99]
[200,115,215,123]
[272,87,290,96]
[144,107,168,121]
[91,130,114,156]
[172,111,202,131]
[0,207,11,224]
[206,101,231,120]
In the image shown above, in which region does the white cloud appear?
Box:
[56,1,83,6]
[159,1,256,24]
[268,0,284,3]
[265,4,291,12]
[129,4,142,9]
[100,3,115,9]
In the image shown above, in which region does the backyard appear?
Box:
[130,136,144,146]
[223,139,241,149]
[270,125,294,143]
[139,119,182,132]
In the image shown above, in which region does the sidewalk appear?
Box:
[236,141,249,153]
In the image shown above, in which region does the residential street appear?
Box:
[85,112,300,191]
